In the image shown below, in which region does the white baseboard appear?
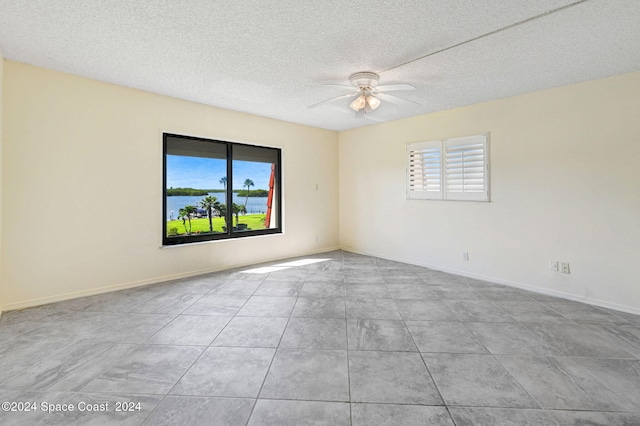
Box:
[2,245,341,312]
[340,246,640,317]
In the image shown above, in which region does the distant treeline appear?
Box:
[236,189,269,197]
[166,187,210,196]
[167,187,268,197]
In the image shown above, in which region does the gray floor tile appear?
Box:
[132,293,203,314]
[344,274,385,284]
[467,322,558,356]
[429,284,484,300]
[248,399,350,426]
[346,298,402,320]
[145,315,231,345]
[171,347,274,397]
[386,283,437,299]
[13,311,106,342]
[525,323,637,358]
[254,280,303,296]
[211,316,288,347]
[550,410,640,426]
[143,396,254,426]
[173,278,223,294]
[280,318,347,350]
[78,289,156,313]
[421,272,469,286]
[449,407,559,426]
[208,279,263,295]
[236,296,296,317]
[495,301,571,323]
[351,403,454,426]
[265,268,308,281]
[545,301,632,324]
[497,355,604,410]
[2,341,117,390]
[423,353,539,408]
[443,300,514,322]
[349,351,442,405]
[615,311,640,327]
[406,321,488,353]
[299,282,345,297]
[395,299,458,321]
[347,319,416,351]
[303,273,345,284]
[260,349,349,401]
[183,294,249,316]
[0,309,69,339]
[555,357,640,412]
[380,275,426,285]
[474,286,536,301]
[81,345,203,394]
[465,322,632,357]
[47,344,141,392]
[345,284,391,298]
[292,298,346,318]
[79,313,177,344]
[599,324,640,358]
[0,340,71,383]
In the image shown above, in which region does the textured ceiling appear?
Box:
[1,0,639,131]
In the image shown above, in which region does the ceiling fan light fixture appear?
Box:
[349,94,367,111]
[366,95,381,110]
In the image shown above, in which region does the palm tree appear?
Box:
[219,176,227,190]
[216,203,230,231]
[200,196,219,233]
[243,179,254,208]
[178,205,198,235]
[232,203,246,226]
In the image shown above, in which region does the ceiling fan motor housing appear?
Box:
[349,72,379,89]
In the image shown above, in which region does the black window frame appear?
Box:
[163,133,282,246]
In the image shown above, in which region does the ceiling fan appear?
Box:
[307,71,417,116]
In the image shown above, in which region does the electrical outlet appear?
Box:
[462,252,469,261]
[550,260,559,272]
[561,262,570,274]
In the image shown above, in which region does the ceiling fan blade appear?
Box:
[307,93,357,109]
[374,83,415,92]
[376,92,420,106]
[322,84,358,91]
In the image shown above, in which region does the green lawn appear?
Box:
[166,214,266,236]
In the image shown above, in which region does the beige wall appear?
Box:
[1,61,339,310]
[339,71,640,314]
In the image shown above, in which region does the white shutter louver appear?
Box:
[407,141,442,199]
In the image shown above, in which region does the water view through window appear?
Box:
[163,134,281,245]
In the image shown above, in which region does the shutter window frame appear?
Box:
[407,133,490,202]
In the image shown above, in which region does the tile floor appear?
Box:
[1,250,640,425]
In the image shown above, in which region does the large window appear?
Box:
[163,133,281,245]
[407,133,490,201]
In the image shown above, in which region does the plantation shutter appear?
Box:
[407,134,489,201]
[407,140,443,200]
[444,135,488,201]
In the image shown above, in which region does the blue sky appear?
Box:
[166,156,272,190]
